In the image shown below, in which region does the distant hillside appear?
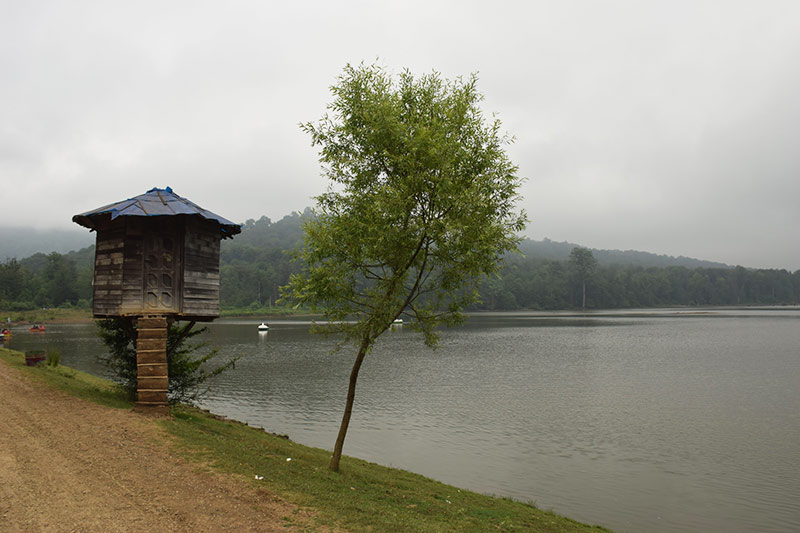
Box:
[3,216,730,270]
[222,210,311,253]
[0,226,94,260]
[520,239,731,269]
[2,213,796,310]
[17,246,96,274]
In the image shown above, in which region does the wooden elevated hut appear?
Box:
[73,187,240,414]
[73,186,241,320]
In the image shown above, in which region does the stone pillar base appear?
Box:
[135,316,170,416]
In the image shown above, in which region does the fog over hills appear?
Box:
[1,218,733,270]
[0,226,94,261]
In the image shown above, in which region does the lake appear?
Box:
[4,308,799,532]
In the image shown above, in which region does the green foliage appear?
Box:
[0,248,93,309]
[46,347,61,367]
[569,247,597,309]
[219,212,310,309]
[569,247,597,279]
[96,319,138,398]
[2,213,798,314]
[96,318,239,405]
[474,255,800,310]
[287,63,526,345]
[284,63,526,469]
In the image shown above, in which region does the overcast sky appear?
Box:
[2,1,799,270]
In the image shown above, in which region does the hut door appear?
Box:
[143,232,180,312]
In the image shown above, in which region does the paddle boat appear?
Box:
[258,322,269,331]
[30,324,46,332]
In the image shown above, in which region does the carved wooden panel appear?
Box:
[143,231,181,312]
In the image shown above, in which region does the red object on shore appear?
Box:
[25,350,46,366]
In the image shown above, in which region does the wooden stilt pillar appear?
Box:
[134,316,170,416]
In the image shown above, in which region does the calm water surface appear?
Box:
[5,308,799,532]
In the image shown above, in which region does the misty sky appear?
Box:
[2,1,799,270]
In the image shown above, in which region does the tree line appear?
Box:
[476,245,800,310]
[0,249,94,310]
[2,215,799,312]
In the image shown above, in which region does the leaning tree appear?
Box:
[284,63,527,471]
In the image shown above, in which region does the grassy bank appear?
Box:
[1,307,93,324]
[1,306,311,323]
[1,348,610,532]
[219,304,315,318]
[0,348,130,409]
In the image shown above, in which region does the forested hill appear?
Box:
[1,211,798,310]
[225,213,731,270]
[3,212,726,270]
[518,239,729,269]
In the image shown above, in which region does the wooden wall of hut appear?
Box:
[182,217,221,318]
[91,216,221,320]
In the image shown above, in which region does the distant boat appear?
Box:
[30,324,46,332]
[392,318,403,325]
[258,322,269,331]
[1,328,11,336]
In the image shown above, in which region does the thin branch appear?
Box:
[168,320,196,358]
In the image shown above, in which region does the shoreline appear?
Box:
[0,347,610,532]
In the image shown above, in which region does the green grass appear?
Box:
[219,304,315,318]
[0,348,131,409]
[0,347,610,532]
[165,406,610,532]
[1,307,93,324]
[2,306,311,321]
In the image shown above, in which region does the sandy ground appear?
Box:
[0,358,320,532]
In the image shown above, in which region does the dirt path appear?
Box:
[0,359,318,532]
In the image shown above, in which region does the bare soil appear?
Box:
[0,359,321,532]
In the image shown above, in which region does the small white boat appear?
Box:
[258,322,269,331]
[392,318,403,325]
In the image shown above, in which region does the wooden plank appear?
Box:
[137,322,168,335]
[97,241,124,252]
[136,338,167,351]
[182,302,218,310]
[135,350,166,364]
[183,298,219,304]
[137,328,167,341]
[137,363,168,377]
[137,390,168,404]
[184,270,220,280]
[183,286,219,295]
[183,290,219,299]
[137,376,168,390]
[183,287,219,297]
[184,278,219,287]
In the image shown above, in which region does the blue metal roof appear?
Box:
[72,187,241,239]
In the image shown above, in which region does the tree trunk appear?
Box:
[582,280,587,310]
[329,335,371,472]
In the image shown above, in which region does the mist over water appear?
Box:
[9,309,800,532]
